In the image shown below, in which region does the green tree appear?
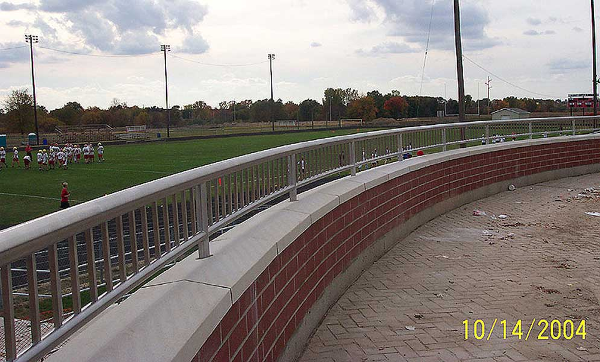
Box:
[3,88,34,135]
[299,99,322,122]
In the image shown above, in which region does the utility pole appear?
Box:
[592,0,598,120]
[485,77,492,115]
[161,44,171,138]
[25,34,39,145]
[268,54,275,132]
[329,98,332,127]
[453,0,466,147]
[477,82,480,116]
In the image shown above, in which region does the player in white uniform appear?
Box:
[97,143,104,162]
[57,149,65,169]
[0,147,6,169]
[11,147,19,167]
[42,149,49,171]
[23,155,31,169]
[74,145,81,163]
[36,151,43,170]
[83,144,90,164]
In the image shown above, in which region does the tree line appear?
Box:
[0,87,569,135]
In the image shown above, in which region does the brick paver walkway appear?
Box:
[300,173,600,362]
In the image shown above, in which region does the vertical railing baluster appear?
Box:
[198,182,211,259]
[27,253,42,343]
[67,236,81,316]
[262,162,267,196]
[215,179,220,223]
[485,125,490,145]
[442,128,447,151]
[162,197,171,253]
[268,161,272,194]
[141,206,151,265]
[2,265,16,361]
[85,228,98,303]
[572,119,576,136]
[190,187,198,235]
[116,215,126,283]
[181,191,189,241]
[101,222,113,292]
[152,201,161,258]
[350,141,356,176]
[171,195,180,247]
[208,181,214,226]
[397,134,403,160]
[129,210,139,272]
[234,172,239,212]
[289,154,298,201]
[228,174,233,215]
[252,165,257,202]
[48,243,64,328]
[529,122,533,139]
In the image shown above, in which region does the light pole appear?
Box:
[453,0,466,147]
[592,0,598,122]
[268,53,275,131]
[25,34,39,145]
[161,44,171,138]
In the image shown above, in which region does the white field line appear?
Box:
[0,192,83,203]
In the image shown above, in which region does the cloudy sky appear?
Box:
[0,0,595,110]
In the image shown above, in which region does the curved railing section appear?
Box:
[0,115,599,361]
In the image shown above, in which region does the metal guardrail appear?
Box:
[1,116,599,361]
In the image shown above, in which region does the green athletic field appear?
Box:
[0,129,375,228]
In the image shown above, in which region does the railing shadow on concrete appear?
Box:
[1,116,599,362]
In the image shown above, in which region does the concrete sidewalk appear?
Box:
[300,173,600,362]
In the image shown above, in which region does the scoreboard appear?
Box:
[568,94,598,108]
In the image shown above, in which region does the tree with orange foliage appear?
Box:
[383,96,409,119]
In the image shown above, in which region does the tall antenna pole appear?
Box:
[453,0,466,146]
[25,34,39,145]
[268,54,275,132]
[485,77,492,115]
[161,44,171,138]
[592,0,598,118]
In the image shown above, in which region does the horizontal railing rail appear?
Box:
[1,115,599,361]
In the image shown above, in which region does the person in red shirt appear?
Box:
[60,182,70,209]
[25,143,32,158]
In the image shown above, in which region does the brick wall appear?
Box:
[192,139,600,362]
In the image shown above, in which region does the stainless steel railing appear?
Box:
[1,115,599,361]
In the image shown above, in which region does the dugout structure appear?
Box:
[55,124,117,144]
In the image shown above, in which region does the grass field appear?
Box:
[0,129,376,228]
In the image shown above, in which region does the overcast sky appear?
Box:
[0,0,596,110]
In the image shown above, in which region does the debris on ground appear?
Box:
[498,214,509,219]
[508,184,516,191]
[414,314,423,319]
[405,326,415,331]
[500,233,515,240]
[482,230,494,236]
[536,286,561,294]
[473,210,487,216]
[577,346,588,351]
[585,212,600,217]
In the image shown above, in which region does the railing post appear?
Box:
[397,134,403,161]
[441,128,447,151]
[2,265,16,361]
[572,119,576,136]
[288,154,298,201]
[350,141,356,176]
[197,182,211,259]
[485,125,490,145]
[529,122,533,139]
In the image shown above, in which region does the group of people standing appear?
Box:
[0,142,105,171]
